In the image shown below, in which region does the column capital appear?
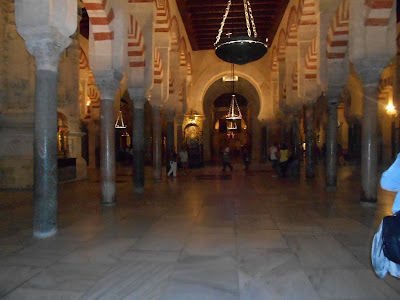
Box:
[128,88,148,109]
[94,70,123,100]
[175,114,184,125]
[23,29,72,72]
[352,57,391,86]
[325,86,344,104]
[151,103,162,112]
[164,108,175,122]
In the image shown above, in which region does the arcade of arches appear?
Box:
[1,0,400,296]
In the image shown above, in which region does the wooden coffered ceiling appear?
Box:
[176,0,289,51]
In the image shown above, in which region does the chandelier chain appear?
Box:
[247,1,257,38]
[214,0,232,46]
[243,0,251,37]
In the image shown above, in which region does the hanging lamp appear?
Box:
[226,63,242,120]
[115,111,127,129]
[214,0,268,65]
[227,121,238,130]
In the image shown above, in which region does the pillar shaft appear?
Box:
[291,115,300,176]
[95,70,123,206]
[132,96,147,193]
[305,105,314,178]
[361,84,379,202]
[153,106,162,182]
[100,99,116,205]
[326,102,338,190]
[33,70,59,238]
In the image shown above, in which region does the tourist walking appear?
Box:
[179,147,188,174]
[222,146,233,171]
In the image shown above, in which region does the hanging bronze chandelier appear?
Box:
[214,0,268,65]
[115,111,127,129]
[226,63,242,121]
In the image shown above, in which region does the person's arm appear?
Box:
[380,153,400,192]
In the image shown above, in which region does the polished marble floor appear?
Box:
[0,161,399,299]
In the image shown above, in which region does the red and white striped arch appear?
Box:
[271,46,278,72]
[326,0,349,61]
[155,0,171,33]
[87,84,100,109]
[297,0,317,26]
[170,16,181,52]
[179,85,183,102]
[82,0,114,42]
[180,38,187,66]
[154,47,163,84]
[127,15,146,68]
[305,37,317,79]
[292,63,298,91]
[80,49,89,70]
[186,52,192,75]
[365,0,395,26]
[378,75,393,103]
[277,29,286,61]
[286,6,298,47]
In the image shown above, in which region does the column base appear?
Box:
[34,228,57,239]
[326,186,337,192]
[101,201,117,207]
[134,186,144,194]
[360,192,377,203]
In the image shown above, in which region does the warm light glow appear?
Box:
[387,103,396,114]
[222,75,238,82]
[86,97,91,106]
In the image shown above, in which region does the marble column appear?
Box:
[261,124,268,162]
[165,109,175,152]
[95,70,123,206]
[355,59,389,203]
[176,115,184,152]
[291,113,300,176]
[360,83,380,202]
[28,35,72,238]
[130,93,147,193]
[326,100,339,191]
[305,104,315,178]
[152,105,162,182]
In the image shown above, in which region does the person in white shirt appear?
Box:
[179,148,188,174]
[269,143,279,178]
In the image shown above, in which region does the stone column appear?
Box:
[354,59,389,203]
[261,124,268,162]
[176,115,184,151]
[88,119,98,169]
[95,70,123,206]
[130,92,147,193]
[26,34,72,238]
[165,109,175,152]
[360,83,379,202]
[305,104,314,178]
[152,104,162,182]
[291,113,300,176]
[326,95,339,191]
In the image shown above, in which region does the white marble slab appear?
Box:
[182,232,235,256]
[3,288,84,300]
[237,230,288,250]
[305,268,400,299]
[82,261,173,300]
[21,263,112,291]
[161,256,239,300]
[237,249,320,300]
[284,233,363,268]
[60,238,136,264]
[0,265,43,297]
